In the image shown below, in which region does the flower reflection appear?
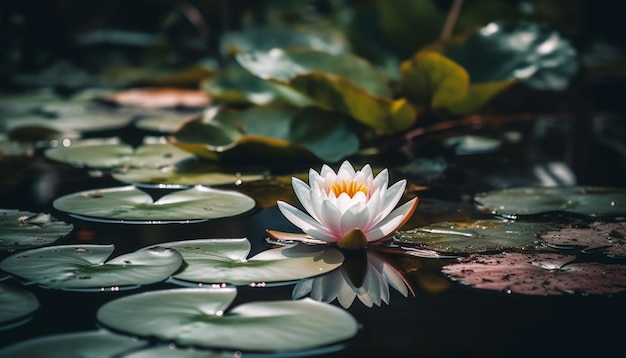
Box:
[292,250,414,308]
[274,161,418,249]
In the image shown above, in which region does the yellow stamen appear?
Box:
[329,180,368,198]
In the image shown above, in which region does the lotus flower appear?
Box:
[270,161,418,249]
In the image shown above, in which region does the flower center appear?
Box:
[329,180,368,198]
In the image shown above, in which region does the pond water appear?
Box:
[1,111,626,357]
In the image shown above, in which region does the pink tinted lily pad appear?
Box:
[442,252,626,295]
[540,222,626,258]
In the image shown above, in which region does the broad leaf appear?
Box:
[0,283,39,325]
[399,51,469,109]
[442,80,514,115]
[442,252,626,295]
[97,287,359,351]
[53,186,256,223]
[474,186,626,218]
[540,222,626,258]
[0,210,73,250]
[0,244,183,290]
[171,106,359,163]
[395,220,554,254]
[149,238,344,285]
[0,330,148,357]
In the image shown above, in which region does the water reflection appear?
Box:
[292,250,413,309]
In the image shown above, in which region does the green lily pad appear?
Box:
[53,186,256,223]
[0,244,183,290]
[442,80,514,115]
[236,49,415,131]
[45,139,194,169]
[474,186,626,218]
[148,238,344,285]
[0,284,39,325]
[112,158,265,187]
[395,220,555,254]
[171,106,359,163]
[3,112,133,134]
[0,210,73,250]
[134,115,194,134]
[0,330,148,357]
[122,347,227,358]
[97,287,359,351]
[399,51,469,109]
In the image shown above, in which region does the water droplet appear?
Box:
[610,201,616,207]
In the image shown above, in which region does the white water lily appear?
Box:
[272,161,418,249]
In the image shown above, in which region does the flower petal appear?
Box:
[364,197,418,241]
[370,180,407,225]
[291,177,320,221]
[276,201,331,236]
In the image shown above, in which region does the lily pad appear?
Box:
[539,222,626,258]
[236,49,416,131]
[3,112,133,134]
[0,284,39,325]
[0,210,73,250]
[395,220,554,254]
[0,330,148,357]
[96,287,358,351]
[134,115,195,134]
[442,252,626,295]
[45,140,194,169]
[474,186,626,218]
[0,244,183,290]
[441,21,578,90]
[171,106,359,163]
[399,51,469,109]
[53,185,256,223]
[149,238,344,285]
[112,158,265,188]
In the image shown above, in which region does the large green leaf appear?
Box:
[97,287,359,351]
[53,186,256,223]
[171,106,359,163]
[399,51,469,109]
[0,210,73,250]
[474,186,626,218]
[442,80,514,115]
[395,220,556,254]
[148,238,344,285]
[0,244,183,290]
[0,283,39,325]
[0,330,148,357]
[45,139,194,169]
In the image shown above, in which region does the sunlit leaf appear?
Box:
[0,283,39,325]
[443,135,502,155]
[149,238,344,285]
[100,63,216,88]
[134,115,194,134]
[112,158,265,187]
[474,186,626,218]
[442,80,515,115]
[395,220,555,254]
[440,21,578,90]
[0,330,148,357]
[540,222,626,258]
[122,346,227,358]
[171,106,359,163]
[0,210,73,250]
[53,186,256,223]
[399,51,469,109]
[442,252,626,295]
[3,112,132,135]
[97,287,358,351]
[0,244,183,290]
[45,140,194,169]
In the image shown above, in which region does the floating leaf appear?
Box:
[474,186,626,218]
[3,112,132,134]
[0,284,39,325]
[149,238,343,285]
[45,140,194,169]
[0,244,183,290]
[441,21,578,90]
[112,158,265,187]
[97,287,358,352]
[0,330,148,357]
[395,220,555,254]
[122,346,227,358]
[443,135,502,155]
[171,106,359,163]
[134,115,194,134]
[442,80,514,115]
[442,252,626,295]
[105,88,212,108]
[540,222,626,258]
[0,210,73,250]
[53,186,256,223]
[399,51,469,109]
